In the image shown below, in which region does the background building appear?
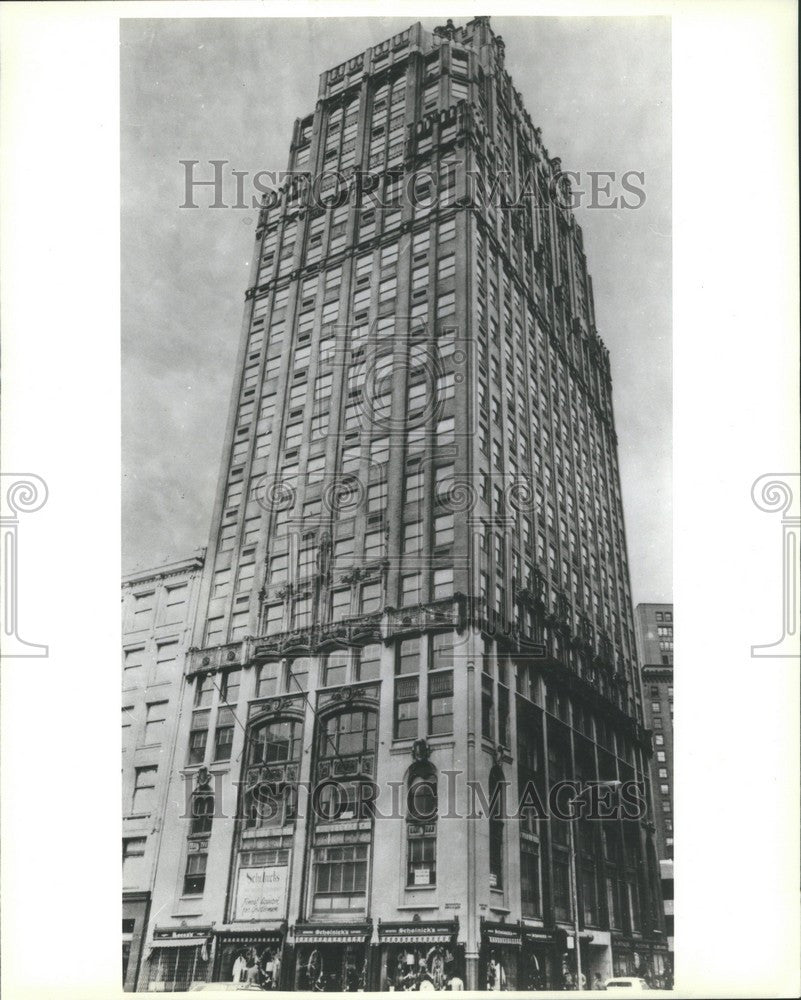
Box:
[122,550,205,990]
[636,601,674,977]
[635,603,674,861]
[136,17,666,991]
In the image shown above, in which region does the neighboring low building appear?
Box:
[121,550,205,990]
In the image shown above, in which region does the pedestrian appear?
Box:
[486,952,507,991]
[593,972,606,990]
[232,949,247,984]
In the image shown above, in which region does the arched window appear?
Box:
[190,789,215,837]
[406,764,438,887]
[245,718,302,830]
[489,766,505,890]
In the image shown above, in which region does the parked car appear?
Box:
[604,978,651,993]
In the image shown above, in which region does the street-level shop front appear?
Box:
[520,925,559,991]
[123,890,150,992]
[378,919,461,990]
[480,920,521,991]
[291,922,372,991]
[611,933,670,985]
[213,927,286,988]
[145,926,214,992]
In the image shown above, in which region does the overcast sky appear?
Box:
[121,15,671,605]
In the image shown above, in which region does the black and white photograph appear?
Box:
[121,15,672,992]
[0,4,798,1000]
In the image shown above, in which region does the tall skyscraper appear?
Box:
[135,17,667,991]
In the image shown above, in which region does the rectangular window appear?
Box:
[269,554,288,583]
[364,530,384,560]
[214,707,235,761]
[257,661,281,699]
[433,567,453,599]
[428,669,453,735]
[183,851,207,896]
[403,521,423,554]
[161,583,188,624]
[144,701,168,744]
[521,842,542,917]
[312,842,368,912]
[367,481,387,513]
[401,572,421,606]
[407,829,436,887]
[287,657,309,692]
[324,650,349,688]
[361,581,382,614]
[356,643,382,681]
[481,674,494,740]
[331,588,352,621]
[394,675,419,740]
[370,436,390,465]
[397,637,420,675]
[188,710,209,765]
[264,602,284,635]
[436,417,455,446]
[333,536,355,565]
[123,648,145,690]
[132,766,157,814]
[123,837,147,888]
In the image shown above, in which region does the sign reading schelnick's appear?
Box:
[234,866,289,921]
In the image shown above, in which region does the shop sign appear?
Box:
[379,922,456,945]
[154,930,209,941]
[234,866,288,921]
[413,868,431,886]
[485,928,522,947]
[293,925,370,944]
[523,930,553,943]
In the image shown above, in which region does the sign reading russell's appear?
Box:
[234,866,288,921]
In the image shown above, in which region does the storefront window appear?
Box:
[386,943,455,991]
[296,943,366,991]
[148,946,210,992]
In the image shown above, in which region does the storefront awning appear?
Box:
[217,931,284,946]
[149,937,208,948]
[151,925,213,948]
